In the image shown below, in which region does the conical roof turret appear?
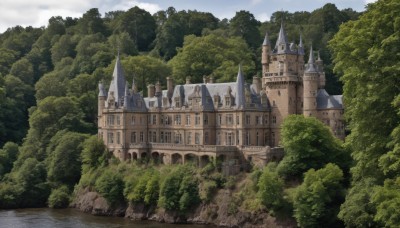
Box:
[107,53,126,106]
[274,22,290,53]
[98,82,106,97]
[298,35,305,55]
[305,45,317,73]
[263,32,271,46]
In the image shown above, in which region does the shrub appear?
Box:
[95,169,124,204]
[48,185,70,208]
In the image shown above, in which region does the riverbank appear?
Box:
[72,185,295,228]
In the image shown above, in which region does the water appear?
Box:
[0,208,209,228]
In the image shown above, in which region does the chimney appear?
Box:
[252,76,261,94]
[203,76,207,84]
[147,84,155,98]
[186,77,191,84]
[167,77,173,98]
[155,81,161,97]
[209,76,214,83]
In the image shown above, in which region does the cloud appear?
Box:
[0,0,161,33]
[251,0,263,5]
[365,0,377,3]
[256,12,270,22]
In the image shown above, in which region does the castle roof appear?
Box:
[107,54,126,107]
[316,89,343,109]
[305,45,317,73]
[262,32,271,46]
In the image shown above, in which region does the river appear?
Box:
[0,208,211,228]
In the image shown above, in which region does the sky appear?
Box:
[0,0,378,33]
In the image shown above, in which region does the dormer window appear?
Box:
[225,97,231,106]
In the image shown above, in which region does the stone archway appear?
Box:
[171,153,183,164]
[126,153,132,162]
[132,152,138,160]
[152,152,164,164]
[199,155,211,168]
[184,153,198,166]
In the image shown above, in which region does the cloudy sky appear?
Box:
[0,0,378,33]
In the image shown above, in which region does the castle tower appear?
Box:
[303,46,319,117]
[261,32,271,76]
[107,53,126,108]
[263,23,302,146]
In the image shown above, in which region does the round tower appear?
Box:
[261,32,271,75]
[303,46,319,117]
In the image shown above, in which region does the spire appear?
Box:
[236,64,245,108]
[275,22,290,53]
[107,54,126,106]
[298,34,305,55]
[317,50,322,61]
[262,32,271,46]
[98,82,106,97]
[305,45,317,73]
[124,83,129,97]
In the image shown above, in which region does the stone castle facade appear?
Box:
[97,24,344,171]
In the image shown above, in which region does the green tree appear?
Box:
[372,177,400,227]
[229,10,261,50]
[293,164,344,228]
[114,6,156,51]
[168,34,255,84]
[95,169,124,204]
[0,142,19,177]
[48,185,70,208]
[81,135,107,173]
[46,131,88,187]
[257,165,284,211]
[277,115,348,178]
[10,58,34,85]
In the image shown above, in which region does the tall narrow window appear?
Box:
[187,132,192,144]
[195,133,200,144]
[131,132,136,143]
[117,132,120,144]
[195,113,200,125]
[186,114,191,125]
[205,132,209,144]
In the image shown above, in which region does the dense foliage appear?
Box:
[330,0,400,227]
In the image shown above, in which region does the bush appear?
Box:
[257,166,284,211]
[48,185,70,208]
[95,169,124,204]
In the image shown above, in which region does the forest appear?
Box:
[0,0,399,227]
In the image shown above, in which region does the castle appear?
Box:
[97,24,344,172]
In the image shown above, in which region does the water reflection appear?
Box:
[0,208,210,228]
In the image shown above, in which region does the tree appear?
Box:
[229,10,261,50]
[114,6,156,51]
[46,131,88,187]
[10,58,34,85]
[257,165,284,211]
[293,164,345,228]
[81,135,108,173]
[329,1,400,226]
[277,115,349,178]
[48,185,70,208]
[0,142,19,177]
[168,34,255,84]
[372,177,400,227]
[95,169,124,204]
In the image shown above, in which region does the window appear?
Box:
[160,132,164,143]
[256,132,259,146]
[165,115,171,125]
[195,113,200,125]
[107,132,114,144]
[245,132,250,145]
[175,132,182,144]
[175,114,181,125]
[131,132,136,143]
[117,132,120,144]
[116,115,121,125]
[160,115,164,124]
[272,116,276,124]
[236,116,240,125]
[226,114,233,125]
[107,115,115,126]
[264,115,268,124]
[166,132,171,143]
[148,131,152,142]
[153,132,157,142]
[217,132,221,145]
[205,132,209,144]
[186,114,191,125]
[195,133,200,144]
[225,132,233,145]
[131,116,135,125]
[218,114,222,125]
[204,114,208,125]
[246,115,251,125]
[140,132,144,143]
[152,115,157,125]
[264,132,269,145]
[187,132,192,144]
[225,97,231,106]
[255,116,261,125]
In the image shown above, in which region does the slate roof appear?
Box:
[316,89,343,109]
